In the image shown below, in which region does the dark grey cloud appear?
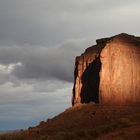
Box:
[0,0,139,46]
[0,38,92,82]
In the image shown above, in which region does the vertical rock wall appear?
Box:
[72,39,107,105]
[100,37,140,105]
[72,33,140,106]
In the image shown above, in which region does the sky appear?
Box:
[0,0,140,130]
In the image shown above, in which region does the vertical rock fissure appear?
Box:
[80,55,101,104]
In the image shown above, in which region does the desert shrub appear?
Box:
[133,112,140,123]
[75,126,113,139]
[75,130,88,138]
[39,121,45,125]
[80,118,134,139]
[86,129,99,138]
[98,125,114,134]
[117,118,133,127]
[38,135,53,140]
[28,127,34,130]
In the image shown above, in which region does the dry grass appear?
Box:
[0,119,139,140]
[0,105,140,140]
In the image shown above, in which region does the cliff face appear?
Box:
[72,33,140,106]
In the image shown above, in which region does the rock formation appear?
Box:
[72,33,140,106]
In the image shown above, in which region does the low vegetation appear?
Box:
[0,106,140,140]
[1,115,140,140]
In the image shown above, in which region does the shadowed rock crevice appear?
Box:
[80,56,101,104]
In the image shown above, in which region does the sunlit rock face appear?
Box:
[72,33,140,106]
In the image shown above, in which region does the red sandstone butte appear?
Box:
[72,33,140,106]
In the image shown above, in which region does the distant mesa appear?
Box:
[72,33,140,106]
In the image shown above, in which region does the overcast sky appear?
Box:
[0,0,140,130]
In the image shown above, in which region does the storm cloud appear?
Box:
[0,0,140,130]
[0,39,92,82]
[0,0,140,47]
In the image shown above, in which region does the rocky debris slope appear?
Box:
[1,103,140,140]
[72,33,140,106]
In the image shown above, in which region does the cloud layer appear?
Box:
[0,39,92,82]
